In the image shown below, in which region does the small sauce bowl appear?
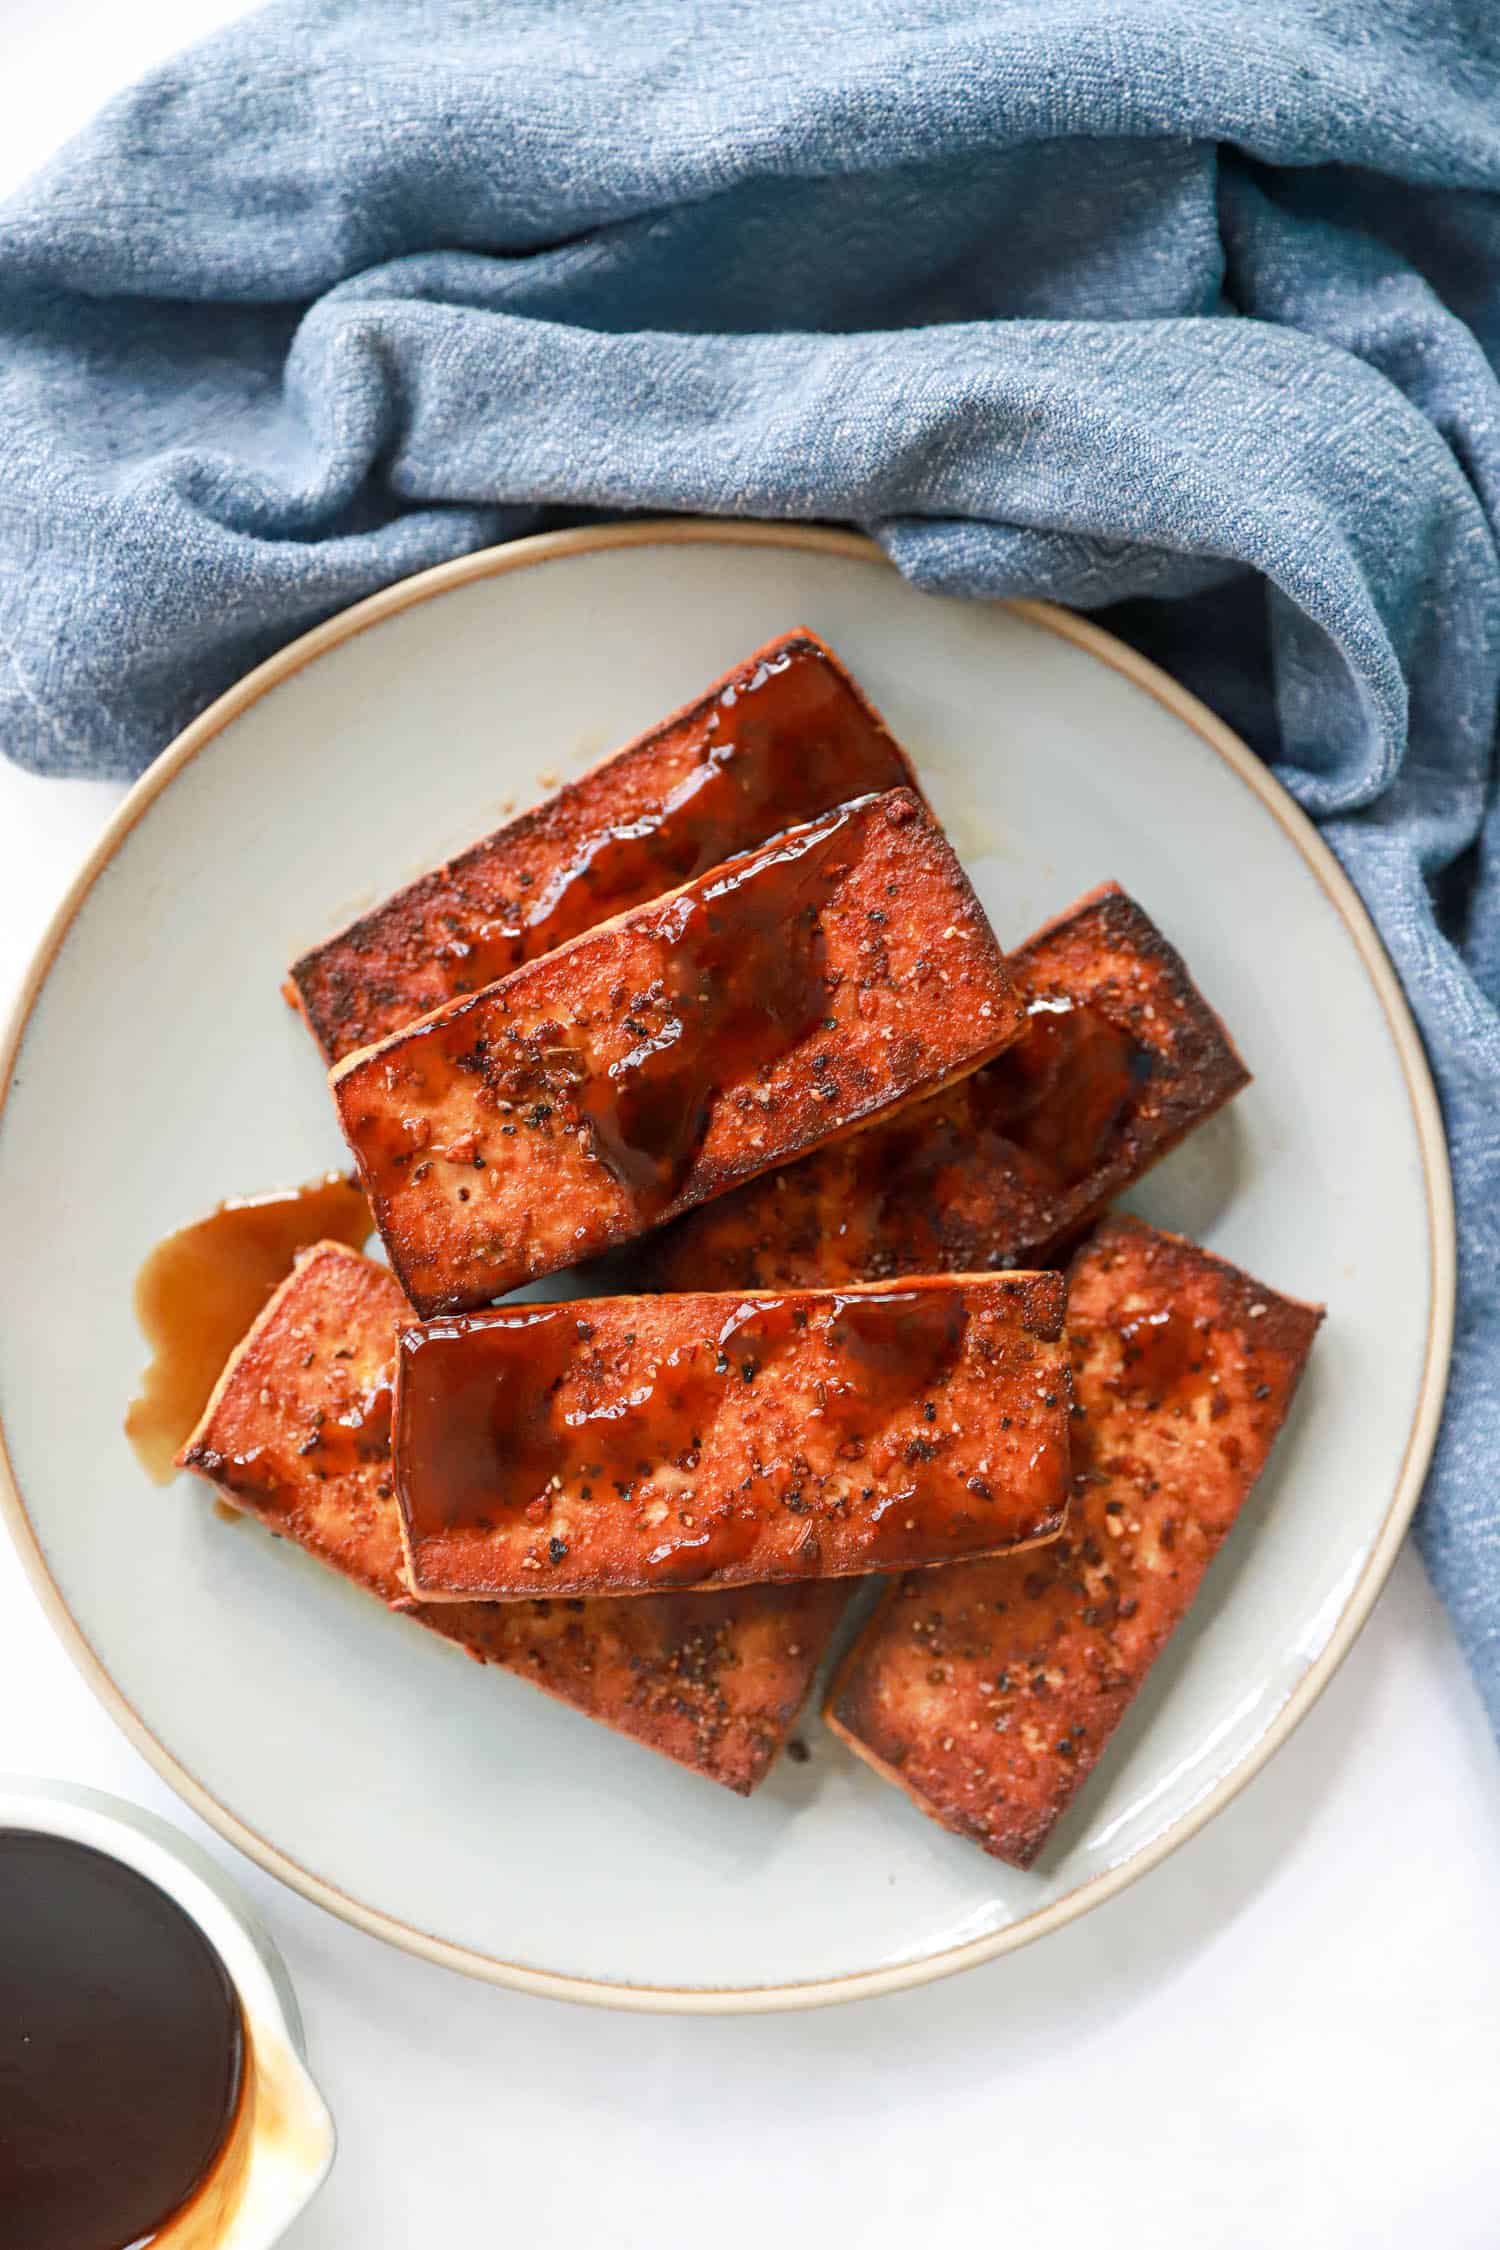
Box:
[0,1776,335,2247]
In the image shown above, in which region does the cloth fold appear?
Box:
[2,0,1497,1727]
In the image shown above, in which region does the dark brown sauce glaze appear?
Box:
[293,636,913,1066]
[1111,1304,1214,1408]
[125,1176,372,1482]
[574,809,842,1210]
[450,645,878,989]
[824,1290,964,1407]
[849,1104,970,1234]
[0,1833,244,2250]
[843,993,1150,1251]
[207,1369,394,1489]
[522,647,844,956]
[641,1501,767,1585]
[396,1285,980,1584]
[451,803,853,1227]
[400,1305,758,1541]
[978,992,1152,1189]
[404,1309,575,1530]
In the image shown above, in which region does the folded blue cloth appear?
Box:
[2,1,1497,1726]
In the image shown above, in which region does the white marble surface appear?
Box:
[1,11,1497,2244]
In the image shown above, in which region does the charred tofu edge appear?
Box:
[330,789,1024,1315]
[639,878,1252,1293]
[287,626,921,1063]
[823,1216,1322,1862]
[390,1269,1072,1602]
[175,1241,847,1796]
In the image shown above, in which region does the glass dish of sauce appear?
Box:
[0,1783,334,2250]
[1,1833,244,2248]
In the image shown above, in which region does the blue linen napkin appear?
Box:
[1,0,1497,1730]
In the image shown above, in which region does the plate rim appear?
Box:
[0,518,1456,2014]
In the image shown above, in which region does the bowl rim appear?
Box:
[0,1775,299,2037]
[0,1776,336,2242]
[0,518,1456,2014]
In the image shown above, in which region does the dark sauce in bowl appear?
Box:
[0,1832,245,2250]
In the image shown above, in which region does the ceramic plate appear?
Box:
[0,525,1452,2012]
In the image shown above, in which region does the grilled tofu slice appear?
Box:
[825,1217,1322,1863]
[332,789,1023,1317]
[289,628,917,1065]
[177,1242,846,1795]
[642,883,1249,1290]
[393,1273,1071,1603]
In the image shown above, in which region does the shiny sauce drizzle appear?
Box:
[398,1288,969,1582]
[512,805,850,1233]
[125,1176,372,1482]
[844,993,1151,1257]
[1113,1304,1214,1408]
[0,1833,245,2250]
[526,648,813,951]
[399,1304,783,1542]
[475,643,888,979]
[977,992,1152,1189]
[574,808,843,1211]
[823,1291,965,1405]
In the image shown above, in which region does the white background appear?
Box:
[1,8,1497,2244]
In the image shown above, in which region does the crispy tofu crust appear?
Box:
[289,629,917,1064]
[642,883,1250,1290]
[824,1217,1322,1863]
[392,1273,1071,1602]
[177,1243,846,1794]
[332,790,1023,1317]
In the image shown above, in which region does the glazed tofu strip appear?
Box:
[178,1243,847,1795]
[644,883,1249,1291]
[333,789,1023,1316]
[290,629,917,1064]
[825,1218,1322,1862]
[392,1274,1072,1603]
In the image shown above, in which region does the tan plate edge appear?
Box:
[0,519,1457,2015]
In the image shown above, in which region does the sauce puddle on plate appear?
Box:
[125,1175,372,1482]
[0,1833,246,2250]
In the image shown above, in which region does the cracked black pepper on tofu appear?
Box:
[643,882,1249,1291]
[289,627,919,1064]
[390,1273,1072,1602]
[176,1240,846,1794]
[825,1216,1322,1863]
[331,788,1025,1317]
